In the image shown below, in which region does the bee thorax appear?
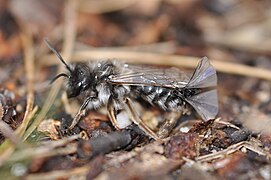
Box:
[97,84,111,104]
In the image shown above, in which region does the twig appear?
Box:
[195,141,271,162]
[0,107,38,166]
[62,0,78,58]
[78,0,136,13]
[38,134,80,148]
[40,50,271,81]
[77,130,132,159]
[87,41,176,54]
[106,139,164,167]
[214,118,240,130]
[0,121,20,145]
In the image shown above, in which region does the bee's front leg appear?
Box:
[69,96,92,129]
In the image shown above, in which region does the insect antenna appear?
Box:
[44,38,72,73]
[50,73,70,84]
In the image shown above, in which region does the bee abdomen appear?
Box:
[134,86,183,111]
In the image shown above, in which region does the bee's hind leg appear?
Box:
[107,97,121,131]
[156,111,182,139]
[124,98,161,141]
[69,97,92,129]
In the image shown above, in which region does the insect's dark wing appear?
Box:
[110,65,190,88]
[186,57,217,89]
[185,89,218,121]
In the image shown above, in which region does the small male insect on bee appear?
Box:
[45,40,218,140]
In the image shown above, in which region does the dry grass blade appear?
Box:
[19,31,35,138]
[22,83,61,141]
[16,106,38,137]
[0,27,35,165]
[9,143,77,163]
[23,0,78,140]
[40,50,271,81]
[25,165,90,180]
[7,135,79,163]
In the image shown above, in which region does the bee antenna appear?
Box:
[50,73,70,84]
[44,38,72,73]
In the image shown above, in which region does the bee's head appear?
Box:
[66,64,92,98]
[45,39,92,98]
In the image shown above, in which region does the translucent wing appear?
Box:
[185,89,218,121]
[185,57,218,120]
[186,57,217,89]
[110,64,190,88]
[110,58,218,120]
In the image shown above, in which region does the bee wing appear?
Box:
[185,89,218,121]
[186,57,217,88]
[110,65,190,88]
[185,57,218,120]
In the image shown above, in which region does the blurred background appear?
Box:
[1,0,271,59]
[0,0,271,179]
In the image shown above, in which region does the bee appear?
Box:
[45,40,218,140]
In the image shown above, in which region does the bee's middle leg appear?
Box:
[107,97,121,131]
[124,98,161,141]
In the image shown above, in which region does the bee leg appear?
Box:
[107,97,121,131]
[124,98,161,141]
[69,96,92,129]
[156,111,181,139]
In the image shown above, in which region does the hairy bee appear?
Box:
[46,40,218,140]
